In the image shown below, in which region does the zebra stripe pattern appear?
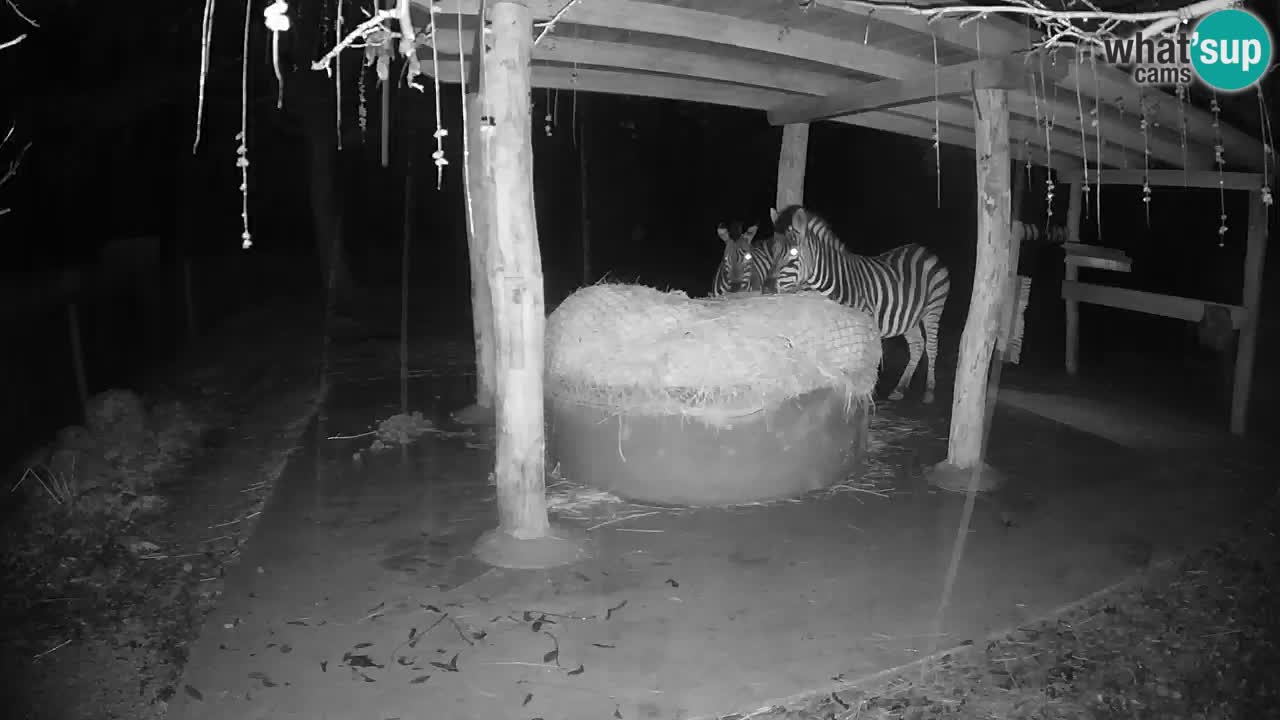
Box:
[766,205,951,403]
[712,221,776,295]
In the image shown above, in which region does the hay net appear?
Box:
[545,283,882,420]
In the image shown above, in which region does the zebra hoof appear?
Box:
[888,391,905,401]
[923,391,935,404]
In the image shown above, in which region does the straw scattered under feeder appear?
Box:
[544,283,882,506]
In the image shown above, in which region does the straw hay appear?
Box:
[545,284,882,423]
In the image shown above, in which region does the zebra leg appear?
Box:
[890,327,925,401]
[920,308,943,404]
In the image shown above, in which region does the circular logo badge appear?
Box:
[1191,9,1274,92]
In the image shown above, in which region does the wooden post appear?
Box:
[1230,190,1269,435]
[1064,181,1084,376]
[936,88,1013,480]
[578,103,592,286]
[472,0,586,569]
[775,123,809,210]
[451,81,497,424]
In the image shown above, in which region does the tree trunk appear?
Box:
[484,0,549,540]
[465,90,496,412]
[578,99,592,286]
[946,89,1012,470]
[302,111,355,300]
[775,123,809,210]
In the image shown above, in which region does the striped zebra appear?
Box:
[766,205,951,404]
[712,221,775,296]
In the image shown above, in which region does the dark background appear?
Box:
[1,0,1277,470]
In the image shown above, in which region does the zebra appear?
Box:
[765,205,951,404]
[712,221,776,295]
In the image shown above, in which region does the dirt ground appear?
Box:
[2,289,1278,720]
[0,296,329,720]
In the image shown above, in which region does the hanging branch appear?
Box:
[336,0,344,150]
[193,0,216,153]
[0,124,31,217]
[533,0,585,46]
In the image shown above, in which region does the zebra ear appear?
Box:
[790,207,808,231]
[769,208,779,225]
[716,224,732,244]
[741,225,758,243]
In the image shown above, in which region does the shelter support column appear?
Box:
[1230,190,1269,435]
[1063,181,1084,376]
[451,89,498,426]
[472,0,587,569]
[775,123,809,210]
[928,88,1012,489]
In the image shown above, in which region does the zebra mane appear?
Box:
[787,206,854,256]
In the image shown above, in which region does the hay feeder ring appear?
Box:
[545,285,882,507]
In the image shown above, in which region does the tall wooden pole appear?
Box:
[578,101,592,286]
[452,11,497,426]
[940,88,1013,474]
[472,0,585,569]
[1230,190,1269,435]
[1063,181,1084,376]
[775,123,809,210]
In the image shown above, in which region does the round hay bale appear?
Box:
[545,283,881,506]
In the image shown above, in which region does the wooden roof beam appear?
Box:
[1056,168,1270,191]
[814,1,1264,169]
[427,0,1194,167]
[766,56,1066,126]
[426,27,1200,169]
[423,59,1100,172]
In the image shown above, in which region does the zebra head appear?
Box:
[764,205,818,295]
[715,221,765,293]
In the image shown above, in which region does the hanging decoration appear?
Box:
[1139,92,1152,226]
[1089,51,1101,241]
[426,2,448,187]
[1176,83,1189,187]
[459,2,475,236]
[1039,53,1054,223]
[930,31,940,208]
[237,0,253,250]
[358,60,368,141]
[1258,86,1274,207]
[264,0,291,109]
[1210,93,1227,246]
[1073,48,1089,213]
[545,89,554,137]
